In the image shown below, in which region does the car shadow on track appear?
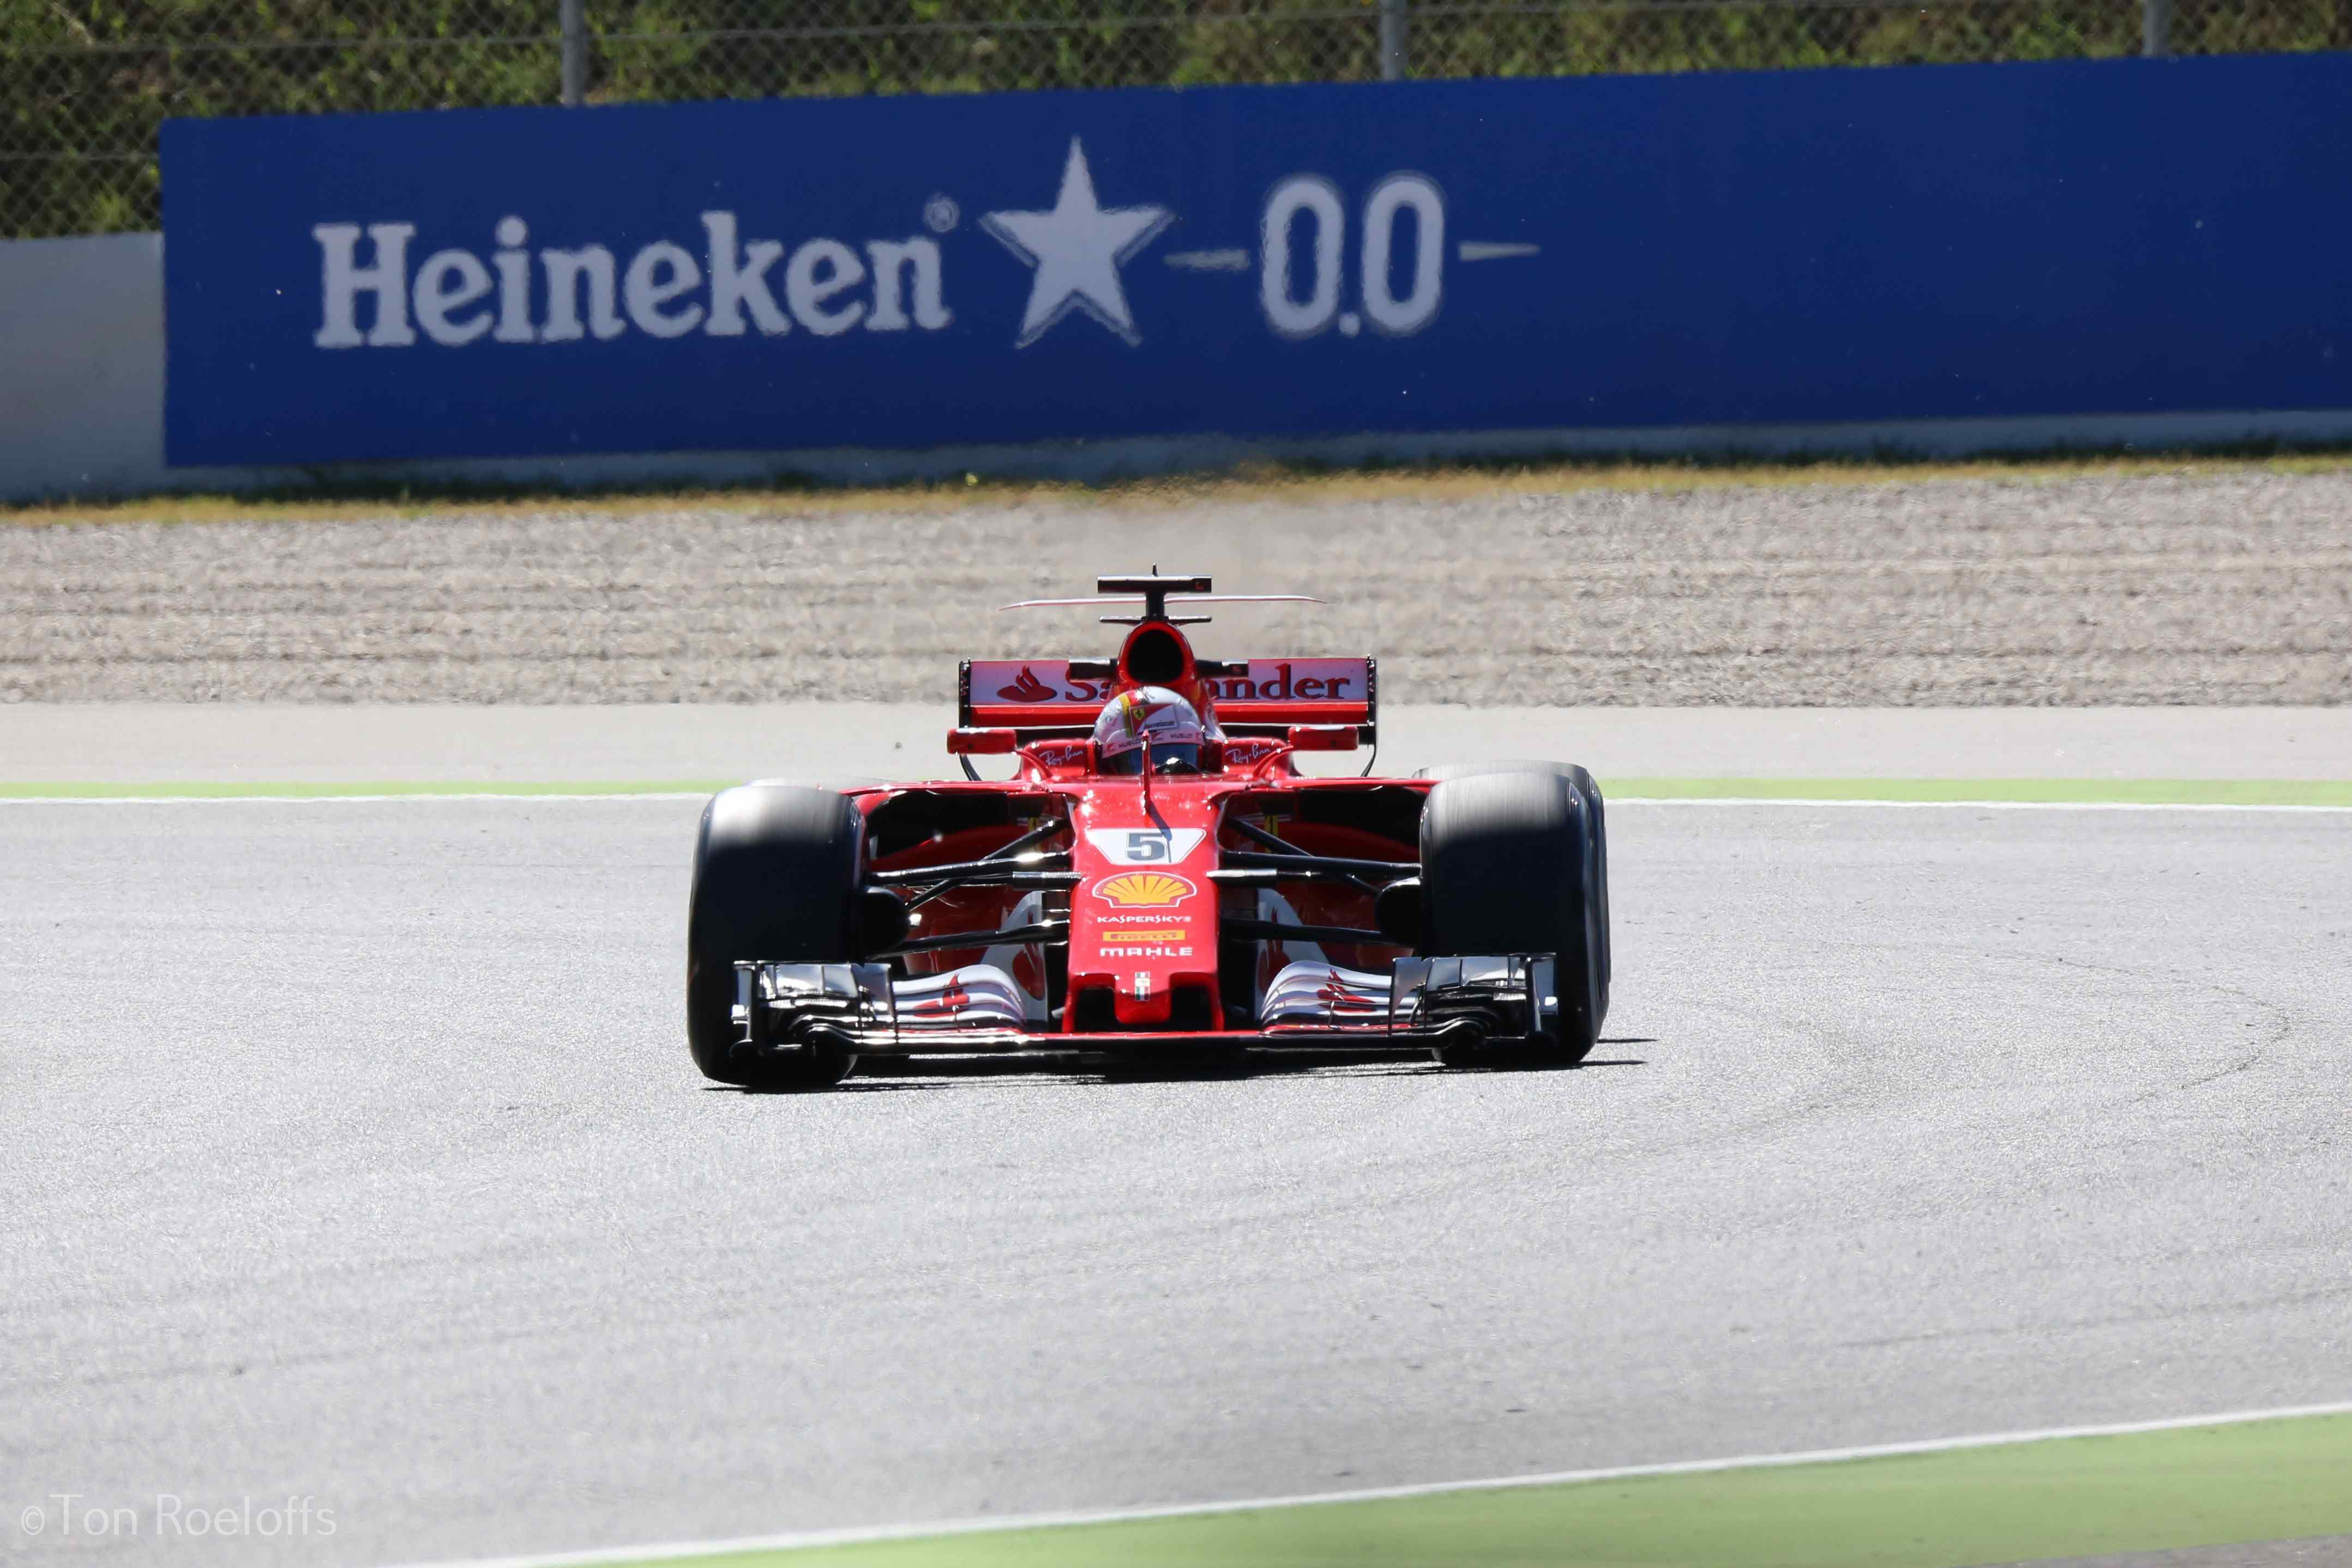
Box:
[706,1041,1653,1094]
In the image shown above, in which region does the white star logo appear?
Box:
[982,138,1172,348]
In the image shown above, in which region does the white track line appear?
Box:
[2,792,2346,811]
[379,1398,2352,1568]
[1614,796,2352,813]
[0,792,715,805]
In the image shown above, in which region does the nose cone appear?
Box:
[1069,782,1222,1033]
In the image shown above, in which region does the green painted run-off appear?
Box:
[624,1414,2352,1566]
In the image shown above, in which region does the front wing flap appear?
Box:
[732,954,1560,1062]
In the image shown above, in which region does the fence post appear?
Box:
[561,0,588,104]
[1380,0,1409,80]
[2142,0,2172,55]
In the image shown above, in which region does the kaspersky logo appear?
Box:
[307,137,1537,354]
[1092,871,1196,908]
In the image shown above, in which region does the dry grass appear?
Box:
[10,450,2352,527]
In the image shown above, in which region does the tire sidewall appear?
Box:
[1419,769,1605,1063]
[686,785,865,1087]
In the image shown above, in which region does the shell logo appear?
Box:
[1092,871,1197,908]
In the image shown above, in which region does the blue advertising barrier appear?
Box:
[161,56,2352,467]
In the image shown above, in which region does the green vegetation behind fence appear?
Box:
[3,0,2347,239]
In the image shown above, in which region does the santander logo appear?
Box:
[997,666,1057,702]
[970,658,1366,709]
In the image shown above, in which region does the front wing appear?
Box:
[731,954,1562,1065]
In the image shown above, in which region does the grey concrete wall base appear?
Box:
[8,232,2351,505]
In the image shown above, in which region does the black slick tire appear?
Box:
[1416,759,1609,1017]
[1418,769,1606,1067]
[685,784,864,1089]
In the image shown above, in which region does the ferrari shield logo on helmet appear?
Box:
[1092,685,1205,765]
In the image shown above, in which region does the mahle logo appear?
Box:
[311,212,952,349]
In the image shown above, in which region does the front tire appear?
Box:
[1416,760,1609,1018]
[686,785,864,1089]
[1418,769,1607,1067]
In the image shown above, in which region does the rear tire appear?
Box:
[1418,770,1606,1067]
[686,785,864,1089]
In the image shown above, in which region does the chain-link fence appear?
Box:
[4,0,2346,239]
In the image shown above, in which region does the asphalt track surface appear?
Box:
[7,704,2351,786]
[7,788,2350,1568]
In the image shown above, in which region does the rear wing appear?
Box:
[961,658,1376,740]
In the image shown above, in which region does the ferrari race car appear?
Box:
[687,573,1610,1088]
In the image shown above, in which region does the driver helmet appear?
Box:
[1093,687,1206,775]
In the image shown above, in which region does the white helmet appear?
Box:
[1093,687,1206,775]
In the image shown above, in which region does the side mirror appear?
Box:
[859,887,910,954]
[946,727,1019,755]
[1374,877,1423,947]
[1285,724,1360,752]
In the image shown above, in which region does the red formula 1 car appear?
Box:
[687,574,1609,1088]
